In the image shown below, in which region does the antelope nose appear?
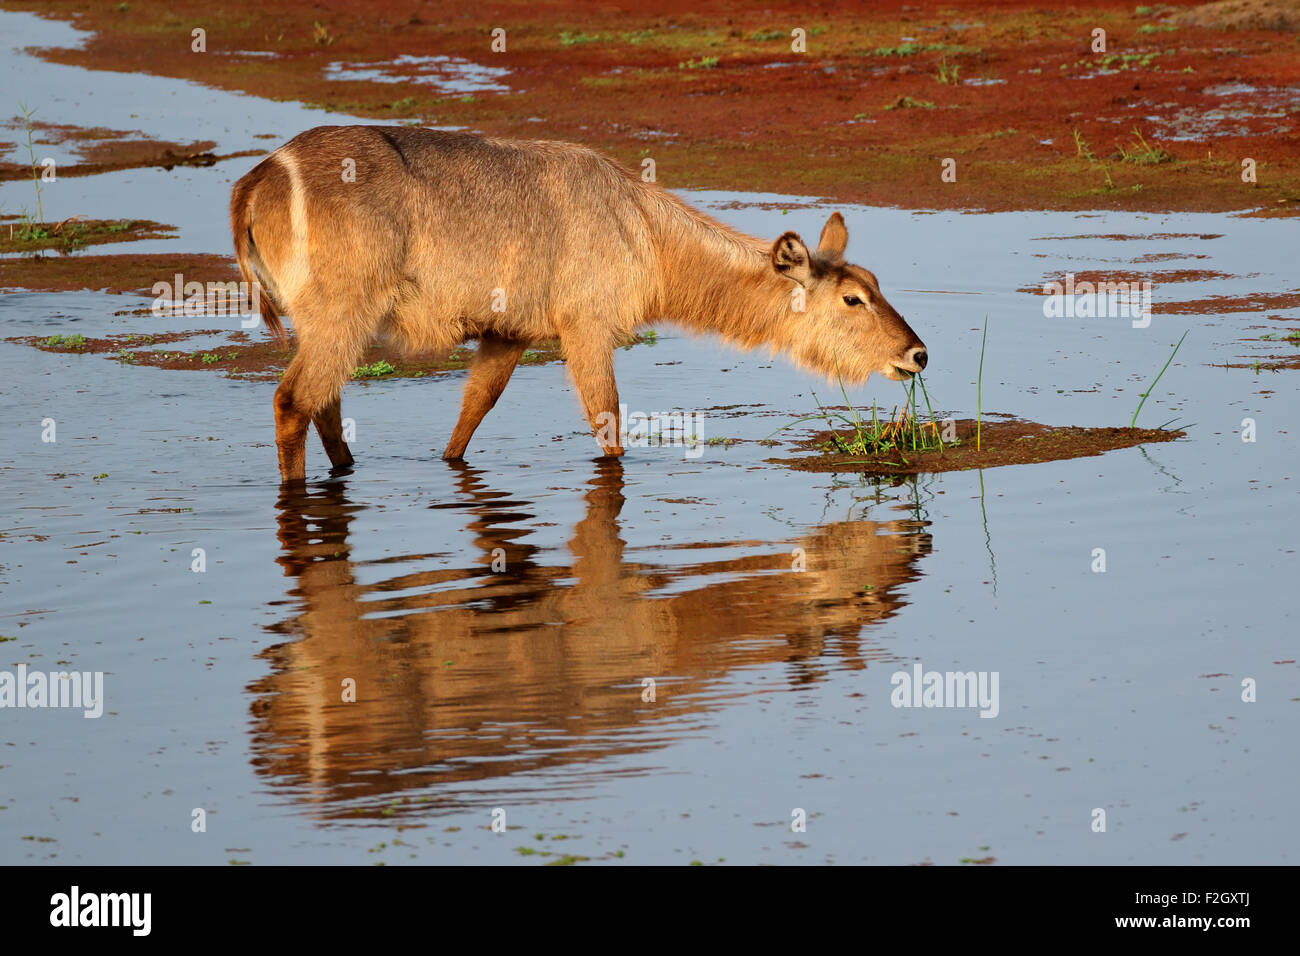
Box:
[907,347,928,370]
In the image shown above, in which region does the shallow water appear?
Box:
[324,55,511,95]
[2,10,1298,865]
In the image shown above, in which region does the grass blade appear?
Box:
[1130,330,1188,428]
[977,316,988,452]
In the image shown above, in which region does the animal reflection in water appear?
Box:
[250,460,932,814]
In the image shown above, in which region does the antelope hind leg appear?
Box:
[274,339,368,483]
[312,396,355,471]
[274,375,312,483]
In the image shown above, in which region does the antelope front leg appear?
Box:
[566,344,625,457]
[442,334,529,460]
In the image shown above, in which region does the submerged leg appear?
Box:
[274,339,367,483]
[312,396,354,470]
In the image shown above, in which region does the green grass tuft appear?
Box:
[771,365,950,464]
[352,359,397,378]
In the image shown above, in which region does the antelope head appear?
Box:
[771,212,928,384]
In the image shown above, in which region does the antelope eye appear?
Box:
[842,294,863,307]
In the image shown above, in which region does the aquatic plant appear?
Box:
[771,365,949,464]
[1130,329,1188,427]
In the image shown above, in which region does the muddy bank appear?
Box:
[1019,268,1300,315]
[0,252,238,293]
[1155,289,1300,315]
[0,217,174,253]
[7,0,1299,214]
[0,119,262,180]
[6,327,653,380]
[773,418,1185,475]
[1169,0,1300,31]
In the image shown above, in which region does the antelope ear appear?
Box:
[817,212,847,260]
[771,232,812,286]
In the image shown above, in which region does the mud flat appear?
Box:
[5,0,1299,214]
[0,120,260,181]
[0,251,238,293]
[0,217,175,253]
[5,327,650,381]
[774,418,1185,475]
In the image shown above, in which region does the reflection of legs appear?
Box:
[442,334,528,460]
[274,480,353,577]
[566,341,624,457]
[569,457,626,584]
[312,396,354,470]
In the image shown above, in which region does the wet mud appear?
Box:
[774,418,1186,475]
[0,119,261,180]
[5,328,650,380]
[0,252,239,293]
[5,0,1299,214]
[0,217,175,253]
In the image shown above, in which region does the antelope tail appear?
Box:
[230,170,289,348]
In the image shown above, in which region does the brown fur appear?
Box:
[230,126,928,482]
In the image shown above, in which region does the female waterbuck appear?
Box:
[230,125,928,482]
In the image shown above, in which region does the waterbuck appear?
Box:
[230,125,928,482]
